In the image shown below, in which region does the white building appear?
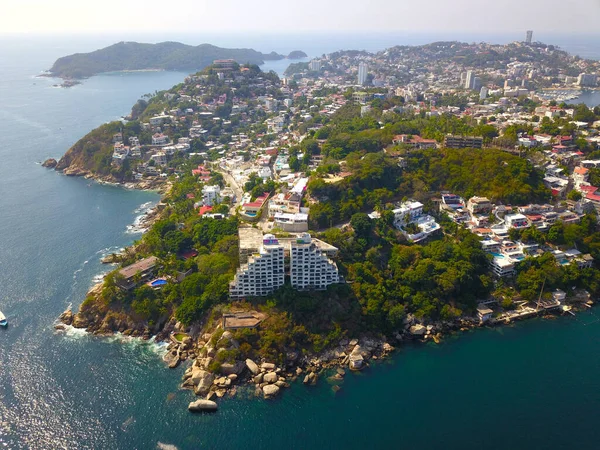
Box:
[290,233,339,290]
[465,70,475,89]
[274,212,308,232]
[309,60,321,72]
[152,133,169,145]
[229,235,285,298]
[392,201,440,242]
[202,185,221,206]
[358,62,368,85]
[150,152,167,167]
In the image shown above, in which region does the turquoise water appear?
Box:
[2,34,600,449]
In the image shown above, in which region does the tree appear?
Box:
[351,213,373,240]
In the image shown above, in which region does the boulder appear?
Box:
[261,362,276,371]
[245,359,260,375]
[263,372,278,384]
[188,399,218,412]
[303,372,318,385]
[220,361,245,375]
[227,374,238,382]
[382,343,394,353]
[275,380,288,388]
[192,369,214,396]
[409,324,427,336]
[253,373,264,384]
[262,384,280,398]
[349,338,359,347]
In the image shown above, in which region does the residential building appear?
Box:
[578,73,597,87]
[290,233,339,290]
[117,256,159,290]
[274,212,309,232]
[309,60,321,72]
[150,152,167,167]
[152,133,169,145]
[467,196,492,215]
[358,62,368,85]
[465,70,474,89]
[393,134,437,149]
[229,234,285,298]
[392,201,441,242]
[505,213,529,229]
[202,185,221,206]
[444,135,483,149]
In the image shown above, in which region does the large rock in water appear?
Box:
[262,384,280,398]
[188,399,218,412]
[42,158,57,168]
[246,359,260,375]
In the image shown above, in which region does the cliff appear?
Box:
[48,41,286,79]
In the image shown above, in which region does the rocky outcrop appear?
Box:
[42,158,57,168]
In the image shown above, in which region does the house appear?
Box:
[117,256,159,290]
[393,134,437,149]
[274,212,309,232]
[477,305,494,323]
[505,213,529,229]
[152,133,169,145]
[467,196,492,215]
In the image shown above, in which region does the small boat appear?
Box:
[0,311,7,327]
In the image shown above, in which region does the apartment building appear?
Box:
[229,234,285,298]
[467,196,492,215]
[290,233,339,290]
[444,135,483,149]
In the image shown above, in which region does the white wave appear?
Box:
[59,324,89,340]
[91,272,108,284]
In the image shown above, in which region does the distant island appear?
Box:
[47,41,292,79]
[287,50,308,59]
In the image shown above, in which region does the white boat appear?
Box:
[0,311,7,327]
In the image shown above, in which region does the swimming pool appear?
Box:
[150,279,167,287]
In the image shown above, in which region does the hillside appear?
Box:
[48,41,287,79]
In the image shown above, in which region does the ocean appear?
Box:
[1,33,600,449]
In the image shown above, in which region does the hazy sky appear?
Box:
[3,0,600,34]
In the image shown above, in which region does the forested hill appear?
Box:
[48,41,286,79]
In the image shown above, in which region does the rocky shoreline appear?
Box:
[55,300,594,412]
[41,157,169,192]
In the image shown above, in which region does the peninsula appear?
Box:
[47,41,289,79]
[52,39,600,410]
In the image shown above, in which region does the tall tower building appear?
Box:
[526,30,533,44]
[309,59,321,72]
[358,62,368,85]
[464,70,474,89]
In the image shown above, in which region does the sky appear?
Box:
[2,0,600,35]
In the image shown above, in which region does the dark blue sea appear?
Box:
[1,33,600,449]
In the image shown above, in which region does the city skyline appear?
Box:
[2,0,600,34]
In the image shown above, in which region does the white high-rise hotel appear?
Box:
[229,234,284,298]
[229,233,339,298]
[290,233,339,290]
[358,62,368,85]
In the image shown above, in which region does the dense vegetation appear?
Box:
[49,41,285,78]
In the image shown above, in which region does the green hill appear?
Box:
[48,41,286,79]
